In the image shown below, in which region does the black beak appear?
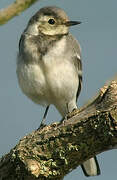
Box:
[65,21,81,26]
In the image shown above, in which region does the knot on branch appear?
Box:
[25,159,40,177]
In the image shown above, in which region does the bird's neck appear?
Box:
[19,32,68,64]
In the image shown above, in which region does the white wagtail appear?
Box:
[17,6,100,177]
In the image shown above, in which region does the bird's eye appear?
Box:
[48,19,55,25]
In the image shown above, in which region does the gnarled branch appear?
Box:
[0,79,117,179]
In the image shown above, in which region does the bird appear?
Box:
[17,6,100,177]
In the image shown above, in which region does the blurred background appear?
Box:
[0,0,117,179]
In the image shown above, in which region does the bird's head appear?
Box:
[25,6,81,36]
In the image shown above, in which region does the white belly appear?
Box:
[17,61,48,106]
[17,36,79,115]
[17,57,78,108]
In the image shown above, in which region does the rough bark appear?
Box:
[0,0,39,25]
[0,79,117,180]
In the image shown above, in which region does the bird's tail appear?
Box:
[81,156,101,177]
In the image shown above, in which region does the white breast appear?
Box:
[17,37,78,109]
[17,59,48,105]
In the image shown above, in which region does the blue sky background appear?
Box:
[0,0,117,179]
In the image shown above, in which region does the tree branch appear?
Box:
[0,79,117,179]
[0,0,39,25]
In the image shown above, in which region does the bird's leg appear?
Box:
[60,103,70,123]
[66,101,79,119]
[38,105,50,129]
[60,103,79,124]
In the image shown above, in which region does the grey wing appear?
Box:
[67,34,82,102]
[75,56,82,102]
[67,35,101,177]
[19,34,24,53]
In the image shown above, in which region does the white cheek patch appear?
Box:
[26,23,39,35]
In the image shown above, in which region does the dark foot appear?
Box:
[67,108,79,119]
[60,114,68,124]
[60,108,79,124]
